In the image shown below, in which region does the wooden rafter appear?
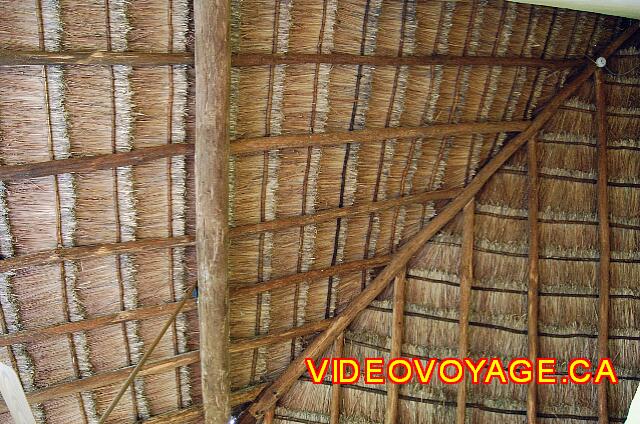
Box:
[527,136,540,424]
[456,200,474,424]
[0,121,527,182]
[0,351,199,415]
[233,188,459,237]
[595,68,611,424]
[0,236,193,274]
[0,319,330,415]
[0,50,582,68]
[0,187,454,274]
[385,271,407,424]
[0,299,198,347]
[329,334,345,424]
[231,120,528,155]
[238,23,639,422]
[2,307,327,360]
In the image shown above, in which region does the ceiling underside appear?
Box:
[0,0,638,423]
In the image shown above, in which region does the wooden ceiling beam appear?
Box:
[595,68,612,424]
[0,351,200,415]
[232,53,583,68]
[0,121,527,182]
[238,22,640,423]
[329,334,345,424]
[0,50,582,68]
[0,319,328,415]
[385,271,407,424]
[0,298,198,347]
[0,236,194,274]
[0,253,384,348]
[456,201,474,424]
[527,137,540,424]
[0,186,452,273]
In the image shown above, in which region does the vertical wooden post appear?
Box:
[329,334,345,424]
[195,0,231,422]
[263,408,275,424]
[385,271,406,424]
[526,137,540,424]
[595,68,610,424]
[456,200,474,424]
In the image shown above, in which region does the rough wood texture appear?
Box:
[0,187,453,273]
[0,50,581,68]
[0,144,193,182]
[0,50,193,66]
[0,358,269,418]
[456,201,474,424]
[330,334,345,424]
[595,68,611,424]
[195,0,231,421]
[0,120,527,182]
[0,299,198,347]
[0,236,194,273]
[237,25,639,422]
[231,121,529,155]
[232,53,583,68]
[142,406,204,424]
[230,319,332,354]
[232,255,391,298]
[385,272,406,424]
[262,408,275,424]
[527,137,540,424]
[0,351,200,415]
[231,188,460,237]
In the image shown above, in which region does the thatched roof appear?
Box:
[0,0,638,423]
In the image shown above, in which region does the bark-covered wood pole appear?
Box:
[456,200,474,424]
[595,67,611,424]
[385,271,407,424]
[195,0,231,422]
[527,136,540,424]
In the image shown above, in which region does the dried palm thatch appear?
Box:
[0,0,638,423]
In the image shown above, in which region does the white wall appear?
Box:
[508,0,640,19]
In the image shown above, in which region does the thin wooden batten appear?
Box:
[0,50,583,68]
[456,201,474,424]
[195,0,231,421]
[595,68,611,424]
[0,121,527,182]
[527,137,540,424]
[385,271,407,424]
[238,24,640,422]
